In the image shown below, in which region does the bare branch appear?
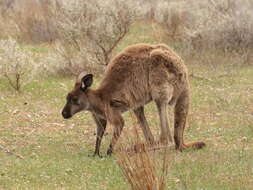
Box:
[50,0,132,72]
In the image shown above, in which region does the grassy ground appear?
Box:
[0,21,253,189]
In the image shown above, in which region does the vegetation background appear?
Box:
[0,0,252,189]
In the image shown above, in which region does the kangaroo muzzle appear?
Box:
[62,105,72,119]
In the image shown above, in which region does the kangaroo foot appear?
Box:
[176,141,206,151]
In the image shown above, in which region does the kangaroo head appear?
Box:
[62,72,93,119]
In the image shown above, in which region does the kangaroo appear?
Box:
[62,43,205,156]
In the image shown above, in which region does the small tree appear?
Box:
[0,38,36,92]
[50,0,133,74]
[86,0,132,66]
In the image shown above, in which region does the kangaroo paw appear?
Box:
[176,141,206,151]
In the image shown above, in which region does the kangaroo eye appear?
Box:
[71,98,80,105]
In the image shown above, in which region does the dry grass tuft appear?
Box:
[115,114,171,190]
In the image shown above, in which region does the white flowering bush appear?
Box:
[0,38,36,92]
[49,0,133,74]
[153,0,253,52]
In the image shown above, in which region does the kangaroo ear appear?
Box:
[80,74,93,91]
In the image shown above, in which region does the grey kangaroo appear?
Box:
[62,43,205,156]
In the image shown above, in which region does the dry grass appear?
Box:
[115,115,171,190]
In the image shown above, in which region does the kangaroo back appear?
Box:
[150,45,188,81]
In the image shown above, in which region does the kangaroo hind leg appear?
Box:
[155,100,173,145]
[174,91,206,151]
[133,106,155,144]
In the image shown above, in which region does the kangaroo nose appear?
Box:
[62,110,71,119]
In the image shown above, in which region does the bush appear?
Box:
[1,0,135,75]
[0,38,37,92]
[0,0,57,43]
[153,0,253,53]
[188,0,253,52]
[49,0,133,75]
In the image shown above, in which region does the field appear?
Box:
[0,21,253,190]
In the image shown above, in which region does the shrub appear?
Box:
[0,38,37,92]
[152,0,253,54]
[49,0,133,75]
[187,0,253,52]
[0,0,57,43]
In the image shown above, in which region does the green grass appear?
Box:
[0,21,253,189]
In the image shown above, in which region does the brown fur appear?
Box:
[62,43,205,156]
